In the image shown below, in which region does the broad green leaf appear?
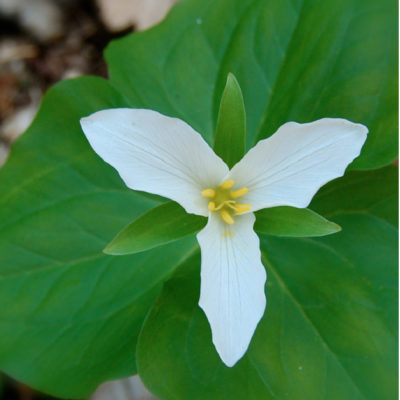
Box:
[137,166,397,400]
[254,207,341,237]
[0,77,198,398]
[105,202,206,255]
[311,166,398,226]
[106,0,397,169]
[213,73,246,168]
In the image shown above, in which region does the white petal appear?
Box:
[197,212,266,367]
[227,118,368,211]
[80,109,228,216]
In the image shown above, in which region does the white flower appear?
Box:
[80,109,367,367]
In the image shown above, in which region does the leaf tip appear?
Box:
[226,72,239,86]
[329,222,342,234]
[103,242,116,255]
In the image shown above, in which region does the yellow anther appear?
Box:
[221,179,235,189]
[208,201,216,211]
[230,187,249,199]
[201,188,216,198]
[220,209,234,225]
[201,183,251,225]
[233,204,251,214]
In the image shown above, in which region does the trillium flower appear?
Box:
[80,109,367,367]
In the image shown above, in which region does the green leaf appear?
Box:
[0,77,198,398]
[311,166,398,226]
[137,166,397,400]
[213,73,246,168]
[106,0,397,169]
[106,203,338,257]
[105,202,206,255]
[254,206,341,237]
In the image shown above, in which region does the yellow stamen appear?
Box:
[220,179,235,189]
[200,183,251,225]
[220,209,234,225]
[230,187,248,199]
[201,188,215,198]
[233,204,251,214]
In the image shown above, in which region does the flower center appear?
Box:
[201,179,251,225]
